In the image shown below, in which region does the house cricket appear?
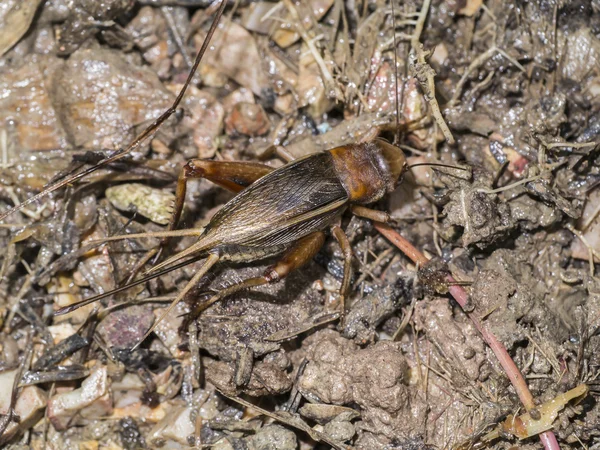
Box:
[0,0,465,349]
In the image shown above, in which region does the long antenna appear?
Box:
[408,162,470,171]
[0,0,227,222]
[390,0,401,145]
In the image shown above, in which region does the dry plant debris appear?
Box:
[0,0,599,449]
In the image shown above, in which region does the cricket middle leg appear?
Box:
[331,225,353,323]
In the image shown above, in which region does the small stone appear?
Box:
[463,347,476,360]
[225,103,271,136]
[299,404,359,425]
[106,183,175,225]
[47,366,112,430]
[0,370,47,445]
[148,406,195,446]
[245,424,297,450]
[97,305,155,349]
[529,408,542,420]
[323,420,355,442]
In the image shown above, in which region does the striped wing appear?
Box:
[201,152,348,250]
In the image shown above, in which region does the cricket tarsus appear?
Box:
[0,0,227,223]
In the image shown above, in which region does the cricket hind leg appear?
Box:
[183,159,276,195]
[119,159,274,285]
[167,159,275,236]
[108,159,276,284]
[188,231,326,319]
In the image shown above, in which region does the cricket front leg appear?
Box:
[331,225,353,323]
[350,205,391,223]
[189,231,326,317]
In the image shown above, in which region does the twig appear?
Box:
[410,0,430,49]
[495,48,526,72]
[161,6,193,69]
[0,330,33,439]
[281,0,344,102]
[374,222,561,450]
[448,46,496,107]
[409,0,454,144]
[545,141,597,149]
[566,223,598,276]
[476,174,543,195]
[392,296,416,340]
[448,46,525,107]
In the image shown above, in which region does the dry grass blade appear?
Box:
[409,0,455,144]
[216,389,352,450]
[0,0,44,57]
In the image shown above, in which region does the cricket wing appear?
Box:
[204,152,349,248]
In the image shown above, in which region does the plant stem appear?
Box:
[374,222,561,450]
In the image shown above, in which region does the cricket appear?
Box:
[2,0,454,345]
[0,0,597,449]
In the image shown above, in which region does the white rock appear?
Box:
[106,183,175,225]
[148,405,195,447]
[47,366,112,430]
[0,369,47,444]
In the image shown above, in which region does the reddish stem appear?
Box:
[374,222,561,450]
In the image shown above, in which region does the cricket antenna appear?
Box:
[390,0,401,145]
[0,0,227,222]
[408,162,470,171]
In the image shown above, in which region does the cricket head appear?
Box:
[329,139,408,205]
[372,138,409,192]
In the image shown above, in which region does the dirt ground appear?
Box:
[0,0,599,449]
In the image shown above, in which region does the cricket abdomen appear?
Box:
[217,243,289,262]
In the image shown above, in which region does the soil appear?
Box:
[0,0,599,449]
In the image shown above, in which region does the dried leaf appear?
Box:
[0,0,44,57]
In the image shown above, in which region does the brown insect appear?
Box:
[1,0,455,348]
